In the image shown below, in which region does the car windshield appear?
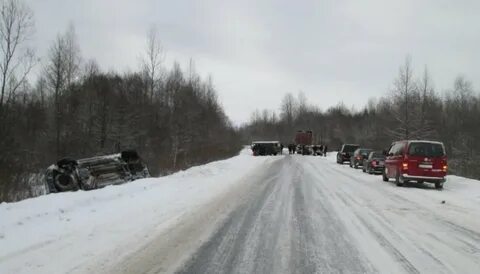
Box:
[344,145,358,153]
[360,149,372,156]
[408,142,445,157]
[371,152,385,159]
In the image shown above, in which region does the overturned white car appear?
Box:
[45,150,150,193]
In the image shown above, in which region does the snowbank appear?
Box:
[0,148,278,274]
[325,151,480,202]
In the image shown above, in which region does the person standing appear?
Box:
[323,144,328,157]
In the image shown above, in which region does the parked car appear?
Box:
[383,140,447,189]
[251,141,282,156]
[337,144,360,164]
[362,151,386,174]
[350,148,373,168]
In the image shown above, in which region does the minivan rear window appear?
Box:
[408,142,445,157]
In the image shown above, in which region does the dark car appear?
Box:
[251,141,282,156]
[383,140,447,189]
[362,151,386,174]
[336,144,360,164]
[350,148,373,168]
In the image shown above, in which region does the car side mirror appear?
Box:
[388,152,394,157]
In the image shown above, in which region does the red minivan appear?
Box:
[383,140,447,189]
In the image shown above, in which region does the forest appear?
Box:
[0,0,242,202]
[242,58,480,181]
[1,0,479,202]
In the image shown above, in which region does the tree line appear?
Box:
[241,57,480,180]
[2,0,479,202]
[0,0,241,202]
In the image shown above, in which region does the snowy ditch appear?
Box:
[0,149,279,274]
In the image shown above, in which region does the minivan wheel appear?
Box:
[395,171,403,187]
[435,182,443,189]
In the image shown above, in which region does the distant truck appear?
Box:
[295,130,313,155]
[251,141,282,156]
[45,150,150,193]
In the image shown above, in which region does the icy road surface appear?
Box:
[1,150,480,273]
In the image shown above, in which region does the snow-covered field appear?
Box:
[0,149,278,274]
[1,149,480,273]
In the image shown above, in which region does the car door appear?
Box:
[338,145,344,161]
[385,143,402,177]
[352,149,359,165]
[366,152,373,169]
[384,144,394,177]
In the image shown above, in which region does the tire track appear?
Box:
[176,162,283,274]
[304,157,480,273]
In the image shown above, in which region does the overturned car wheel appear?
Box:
[54,172,80,192]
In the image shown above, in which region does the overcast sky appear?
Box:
[25,0,480,124]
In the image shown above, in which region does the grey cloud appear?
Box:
[25,0,480,123]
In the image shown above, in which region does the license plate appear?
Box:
[419,163,432,169]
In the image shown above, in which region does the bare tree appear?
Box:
[413,66,436,138]
[389,56,416,139]
[83,58,99,79]
[297,91,308,115]
[44,26,81,157]
[0,0,35,113]
[45,34,67,156]
[142,25,165,101]
[64,23,81,87]
[280,92,297,128]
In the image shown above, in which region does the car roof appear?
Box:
[392,140,444,145]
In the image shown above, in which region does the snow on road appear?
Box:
[1,150,480,274]
[0,149,279,274]
[304,154,480,273]
[173,154,480,274]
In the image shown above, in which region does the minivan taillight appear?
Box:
[402,162,408,170]
[443,165,448,172]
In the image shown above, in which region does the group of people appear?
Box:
[287,144,297,154]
